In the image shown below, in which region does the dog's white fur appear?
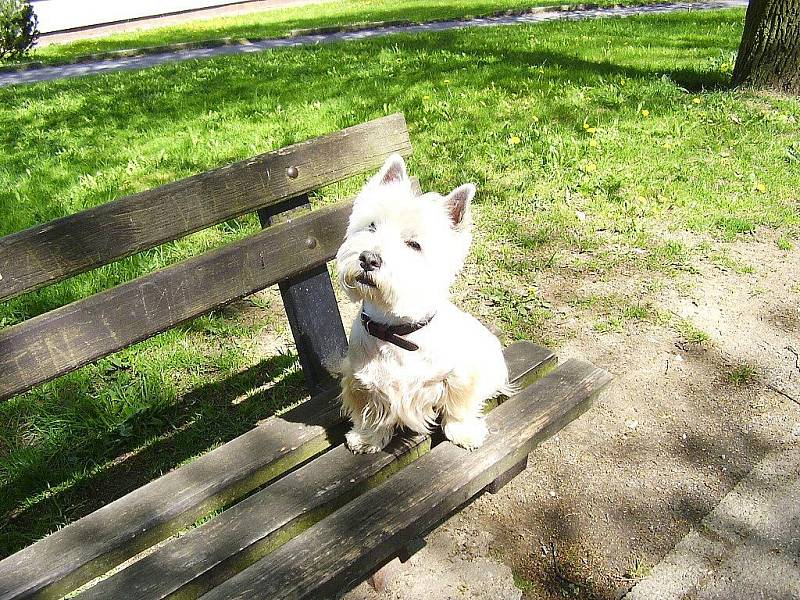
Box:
[336,154,512,453]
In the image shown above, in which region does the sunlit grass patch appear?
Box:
[726,363,757,386]
[677,319,712,345]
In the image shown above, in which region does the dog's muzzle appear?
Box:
[355,271,377,287]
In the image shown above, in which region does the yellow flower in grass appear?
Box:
[509,135,521,145]
[584,162,597,173]
[423,95,431,100]
[589,139,598,148]
[692,97,702,105]
[755,182,766,193]
[641,109,650,118]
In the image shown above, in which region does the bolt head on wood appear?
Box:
[286,166,299,179]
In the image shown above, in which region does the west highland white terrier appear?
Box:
[336,154,513,454]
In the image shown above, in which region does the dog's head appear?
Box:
[336,154,475,319]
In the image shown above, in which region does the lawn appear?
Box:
[1,7,799,556]
[11,0,674,67]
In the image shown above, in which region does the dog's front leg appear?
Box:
[441,372,488,450]
[345,422,393,454]
[341,375,393,454]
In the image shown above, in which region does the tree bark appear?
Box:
[733,0,800,94]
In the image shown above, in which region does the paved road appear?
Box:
[32,0,261,34]
[35,0,324,45]
[1,0,748,88]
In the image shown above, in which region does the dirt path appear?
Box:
[343,232,800,599]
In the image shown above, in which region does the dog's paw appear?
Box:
[443,418,487,450]
[345,429,386,454]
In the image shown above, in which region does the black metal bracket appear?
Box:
[258,194,348,396]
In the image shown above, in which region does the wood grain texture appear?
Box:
[0,342,554,600]
[0,114,411,302]
[0,388,343,600]
[77,435,430,600]
[70,342,555,600]
[199,359,612,600]
[0,201,354,402]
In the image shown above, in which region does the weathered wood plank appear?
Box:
[0,342,555,600]
[258,197,348,396]
[0,201,353,402]
[485,457,527,494]
[503,340,557,389]
[0,388,343,600]
[199,359,612,600]
[70,342,555,600]
[0,114,411,302]
[77,435,429,600]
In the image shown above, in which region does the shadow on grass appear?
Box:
[0,351,307,557]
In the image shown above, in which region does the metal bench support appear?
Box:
[259,195,348,396]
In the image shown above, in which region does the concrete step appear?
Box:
[626,443,800,599]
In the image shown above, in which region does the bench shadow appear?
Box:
[480,339,795,599]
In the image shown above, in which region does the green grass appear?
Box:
[626,556,652,579]
[709,251,755,274]
[726,363,757,386]
[513,571,537,593]
[1,8,800,556]
[5,0,668,67]
[677,319,712,345]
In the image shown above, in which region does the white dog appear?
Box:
[335,154,512,454]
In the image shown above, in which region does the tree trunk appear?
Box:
[733,0,800,94]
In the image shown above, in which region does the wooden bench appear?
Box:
[0,114,611,600]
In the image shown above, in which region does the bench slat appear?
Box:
[0,388,343,600]
[73,342,555,600]
[0,343,554,600]
[0,201,353,402]
[0,114,411,302]
[78,436,430,600]
[199,359,612,600]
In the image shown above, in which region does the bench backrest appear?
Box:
[0,114,412,402]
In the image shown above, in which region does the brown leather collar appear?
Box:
[360,312,435,351]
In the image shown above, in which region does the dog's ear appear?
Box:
[372,153,407,187]
[444,184,475,229]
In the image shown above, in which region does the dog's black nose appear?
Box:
[359,251,382,271]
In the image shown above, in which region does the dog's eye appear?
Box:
[405,240,422,252]
[367,222,376,232]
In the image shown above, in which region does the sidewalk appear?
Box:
[1,0,748,87]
